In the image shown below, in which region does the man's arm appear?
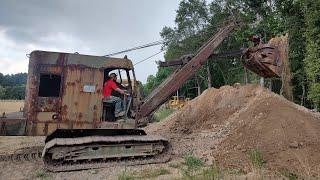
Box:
[115,88,130,96]
[110,81,129,96]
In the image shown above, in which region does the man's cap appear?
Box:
[109,73,117,78]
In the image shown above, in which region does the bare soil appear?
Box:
[146,85,320,176]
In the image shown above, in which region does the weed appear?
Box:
[168,162,181,169]
[181,155,204,179]
[135,167,170,178]
[88,169,98,174]
[183,155,204,170]
[224,168,246,175]
[118,169,134,180]
[248,149,265,169]
[36,169,49,179]
[201,163,223,180]
[154,108,175,122]
[280,170,298,180]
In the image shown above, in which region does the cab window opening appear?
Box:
[38,73,61,97]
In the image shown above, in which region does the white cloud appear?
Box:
[0,28,92,74]
[0,1,180,82]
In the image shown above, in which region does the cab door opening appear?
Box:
[102,68,133,122]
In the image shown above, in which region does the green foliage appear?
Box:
[181,155,204,179]
[302,0,320,109]
[200,164,223,180]
[35,169,49,179]
[135,167,170,179]
[118,169,134,180]
[280,170,298,180]
[154,108,175,122]
[0,73,27,100]
[248,149,265,169]
[308,83,320,106]
[168,162,182,169]
[0,85,5,97]
[143,75,156,95]
[143,0,320,110]
[118,167,170,179]
[183,155,204,170]
[3,85,26,100]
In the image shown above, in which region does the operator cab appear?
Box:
[102,68,134,122]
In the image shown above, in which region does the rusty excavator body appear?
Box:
[0,19,288,172]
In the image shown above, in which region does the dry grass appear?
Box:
[0,100,24,113]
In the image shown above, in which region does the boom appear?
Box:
[136,20,238,120]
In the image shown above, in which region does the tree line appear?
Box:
[143,0,320,110]
[0,73,27,100]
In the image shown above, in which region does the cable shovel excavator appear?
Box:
[0,19,288,172]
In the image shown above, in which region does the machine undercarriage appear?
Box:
[43,129,170,172]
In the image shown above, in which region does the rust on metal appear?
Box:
[1,50,136,136]
[241,41,281,78]
[158,49,243,67]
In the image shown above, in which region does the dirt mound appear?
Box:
[146,85,320,176]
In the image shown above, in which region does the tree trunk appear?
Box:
[269,79,273,90]
[301,83,306,106]
[244,67,249,84]
[206,62,212,88]
[195,75,201,96]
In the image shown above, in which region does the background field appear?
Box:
[0,100,24,114]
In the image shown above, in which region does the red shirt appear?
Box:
[103,79,118,97]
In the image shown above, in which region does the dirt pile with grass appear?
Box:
[146,84,320,176]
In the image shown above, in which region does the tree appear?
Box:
[0,85,5,98]
[0,73,27,99]
[143,75,156,95]
[143,0,319,110]
[303,0,320,109]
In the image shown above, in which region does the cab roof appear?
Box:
[30,50,134,70]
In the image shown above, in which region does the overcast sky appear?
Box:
[0,0,180,83]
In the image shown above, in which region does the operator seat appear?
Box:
[102,99,116,122]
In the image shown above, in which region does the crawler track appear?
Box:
[0,146,43,163]
[43,135,171,172]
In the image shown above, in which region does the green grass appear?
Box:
[183,155,204,170]
[35,169,49,179]
[135,167,170,178]
[181,155,204,179]
[200,164,223,180]
[280,170,298,180]
[118,170,134,180]
[168,162,182,169]
[248,149,265,169]
[118,167,170,179]
[154,108,175,122]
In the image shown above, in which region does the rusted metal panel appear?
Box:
[0,118,26,135]
[29,50,134,70]
[39,65,63,74]
[36,112,57,122]
[36,122,46,135]
[47,123,57,135]
[241,44,281,78]
[158,49,243,67]
[61,67,103,128]
[36,97,60,112]
[6,49,137,136]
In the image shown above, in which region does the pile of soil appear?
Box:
[146,85,320,176]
